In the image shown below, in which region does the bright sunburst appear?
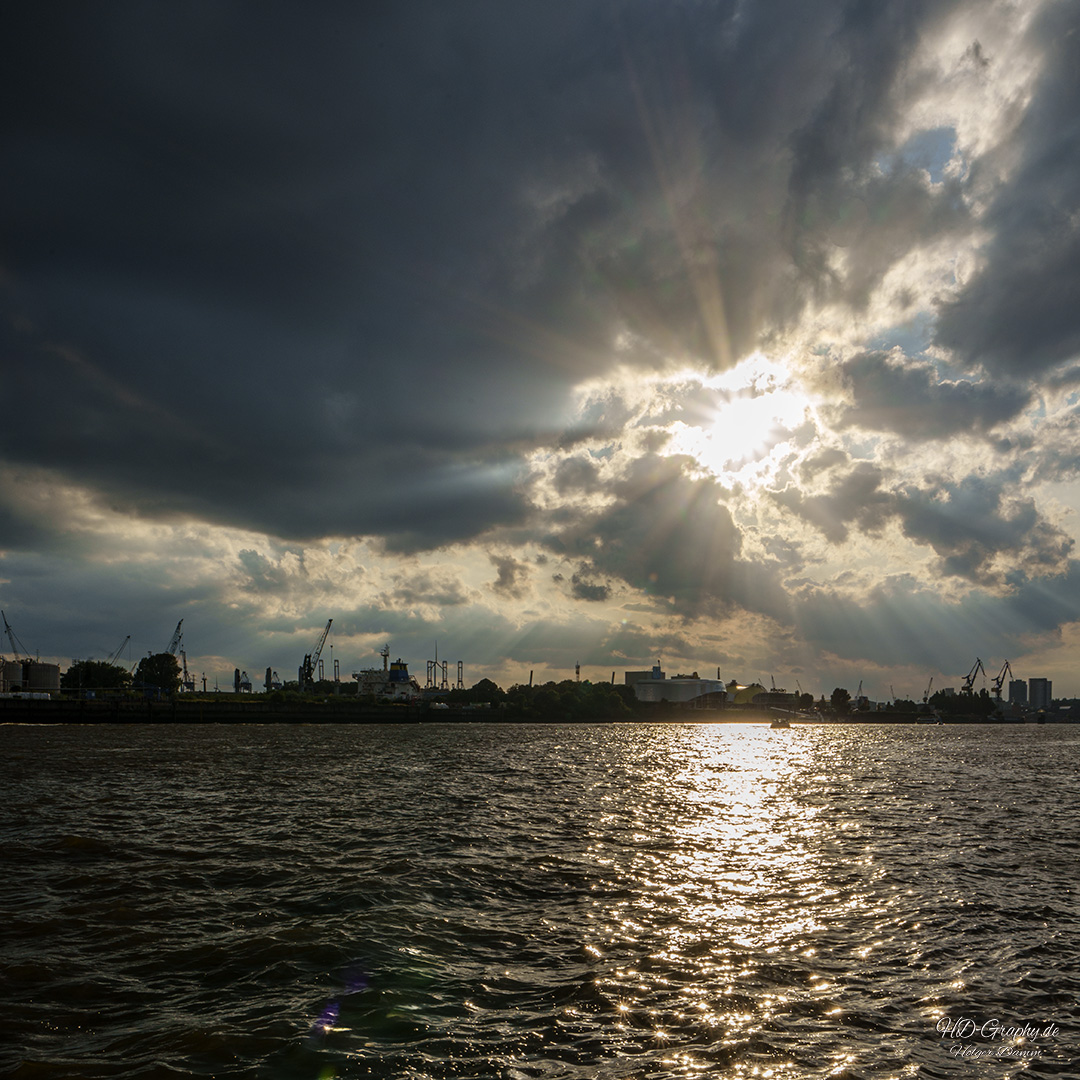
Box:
[662,353,817,482]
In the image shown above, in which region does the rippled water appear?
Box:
[1,722,1077,1079]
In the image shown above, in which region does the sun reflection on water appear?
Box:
[576,725,849,1074]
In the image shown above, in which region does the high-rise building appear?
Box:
[1029,678,1052,710]
[1008,679,1027,705]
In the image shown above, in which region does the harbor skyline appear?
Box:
[4,1,1080,699]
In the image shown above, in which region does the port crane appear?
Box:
[1,611,29,661]
[166,620,184,655]
[106,635,131,667]
[299,619,332,690]
[922,676,933,704]
[991,660,1013,700]
[180,648,195,692]
[962,657,986,694]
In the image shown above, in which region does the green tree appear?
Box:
[830,686,851,714]
[533,687,560,717]
[134,652,181,693]
[61,660,133,692]
[469,678,505,705]
[593,682,633,718]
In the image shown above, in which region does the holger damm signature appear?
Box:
[937,1015,1062,1060]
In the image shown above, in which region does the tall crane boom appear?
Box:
[1,613,24,660]
[0,613,33,660]
[106,635,131,666]
[299,619,332,690]
[166,620,184,655]
[312,619,332,667]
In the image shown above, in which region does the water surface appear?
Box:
[2,722,1077,1078]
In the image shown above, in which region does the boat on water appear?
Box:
[770,717,790,729]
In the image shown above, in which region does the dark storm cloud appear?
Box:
[0,543,229,665]
[895,474,1073,585]
[793,560,1080,676]
[552,456,604,496]
[569,572,611,603]
[835,351,1030,439]
[935,2,1080,376]
[797,447,850,483]
[387,570,470,609]
[3,1,616,547]
[782,0,972,313]
[779,462,1073,588]
[548,452,790,621]
[0,480,74,553]
[236,549,301,596]
[1,0,979,552]
[490,554,529,599]
[548,454,741,610]
[773,462,894,544]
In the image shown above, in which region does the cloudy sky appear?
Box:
[3,0,1080,699]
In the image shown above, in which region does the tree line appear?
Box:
[61,653,180,694]
[58,658,1023,721]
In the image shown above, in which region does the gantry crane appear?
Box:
[299,619,332,690]
[991,660,1013,700]
[962,657,986,694]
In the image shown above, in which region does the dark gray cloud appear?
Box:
[792,561,1080,676]
[1,0,983,551]
[836,351,1030,439]
[570,571,611,604]
[490,554,529,599]
[386,569,470,609]
[798,448,850,483]
[895,474,1073,585]
[548,454,742,610]
[935,2,1080,376]
[546,452,791,623]
[553,456,604,496]
[781,0,972,314]
[778,461,1073,588]
[773,462,894,544]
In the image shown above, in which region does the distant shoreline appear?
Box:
[0,699,1063,725]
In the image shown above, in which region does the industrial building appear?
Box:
[0,659,61,695]
[728,681,797,708]
[1009,679,1028,706]
[1029,678,1053,711]
[625,664,728,706]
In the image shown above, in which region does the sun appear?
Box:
[662,353,816,481]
